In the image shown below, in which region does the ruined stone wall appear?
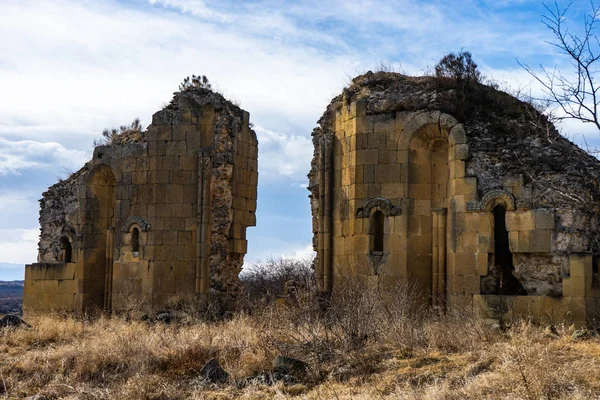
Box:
[24,88,258,314]
[37,167,88,264]
[309,71,600,326]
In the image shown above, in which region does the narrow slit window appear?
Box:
[493,205,511,267]
[372,210,385,252]
[132,227,140,252]
[60,236,72,263]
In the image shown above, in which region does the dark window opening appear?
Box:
[372,210,385,253]
[132,227,140,252]
[493,205,526,295]
[60,236,72,263]
[593,257,599,274]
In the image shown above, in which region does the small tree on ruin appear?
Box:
[434,50,482,83]
[179,74,212,91]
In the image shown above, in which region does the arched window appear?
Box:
[371,210,385,253]
[60,236,72,263]
[493,205,511,267]
[132,227,140,252]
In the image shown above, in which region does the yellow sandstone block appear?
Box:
[505,210,535,231]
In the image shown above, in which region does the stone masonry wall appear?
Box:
[24,87,258,314]
[309,71,600,326]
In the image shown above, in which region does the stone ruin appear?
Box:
[23,70,600,326]
[309,71,600,326]
[24,87,258,313]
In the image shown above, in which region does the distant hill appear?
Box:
[0,281,23,315]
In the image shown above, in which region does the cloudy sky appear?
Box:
[1,0,598,280]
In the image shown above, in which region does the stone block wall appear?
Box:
[25,88,258,314]
[23,263,80,311]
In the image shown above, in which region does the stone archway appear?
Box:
[399,112,467,305]
[406,124,450,302]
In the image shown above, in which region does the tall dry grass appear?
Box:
[1,267,600,399]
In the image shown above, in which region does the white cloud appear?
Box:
[0,190,36,210]
[243,242,315,270]
[255,125,313,181]
[0,137,90,176]
[0,229,39,265]
[287,244,316,261]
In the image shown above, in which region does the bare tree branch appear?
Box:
[518,1,600,132]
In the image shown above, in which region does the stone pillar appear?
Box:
[104,227,114,311]
[317,133,334,292]
[196,149,212,294]
[432,208,447,307]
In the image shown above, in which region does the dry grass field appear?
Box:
[2,279,600,400]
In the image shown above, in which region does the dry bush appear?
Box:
[434,50,482,83]
[94,117,144,147]
[239,256,315,303]
[260,276,501,387]
[422,306,500,353]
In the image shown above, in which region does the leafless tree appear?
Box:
[519,2,600,131]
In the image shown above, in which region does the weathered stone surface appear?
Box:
[0,315,30,329]
[272,355,308,377]
[200,358,229,383]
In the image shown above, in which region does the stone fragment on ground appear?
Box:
[155,311,173,324]
[238,356,310,388]
[200,358,229,384]
[0,314,30,329]
[273,355,308,378]
[544,325,559,337]
[571,329,592,340]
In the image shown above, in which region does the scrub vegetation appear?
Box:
[1,259,600,399]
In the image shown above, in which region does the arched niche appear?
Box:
[401,113,462,300]
[356,197,400,275]
[59,236,72,263]
[84,164,116,310]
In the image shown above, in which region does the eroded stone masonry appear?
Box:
[25,88,258,313]
[309,72,600,326]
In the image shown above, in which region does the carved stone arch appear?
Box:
[83,163,118,189]
[398,111,460,150]
[122,216,151,232]
[481,190,516,212]
[468,190,516,212]
[448,124,467,145]
[427,137,448,150]
[356,197,401,218]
